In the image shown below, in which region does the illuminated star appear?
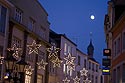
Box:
[7,44,22,60]
[63,77,70,83]
[37,59,48,70]
[80,68,88,76]
[73,76,80,83]
[64,53,76,65]
[0,55,4,64]
[67,63,75,71]
[51,57,63,68]
[27,40,41,54]
[83,78,91,83]
[25,66,34,75]
[47,45,60,59]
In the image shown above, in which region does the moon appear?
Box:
[90,15,95,20]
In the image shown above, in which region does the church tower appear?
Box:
[87,32,94,58]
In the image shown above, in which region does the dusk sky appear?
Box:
[39,0,109,65]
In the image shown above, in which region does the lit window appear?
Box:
[0,6,7,33]
[25,74,31,83]
[37,75,43,83]
[64,43,67,55]
[14,8,22,23]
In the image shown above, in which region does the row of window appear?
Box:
[0,5,47,40]
[113,63,125,83]
[14,8,47,40]
[113,32,125,57]
[89,61,99,72]
[88,74,98,83]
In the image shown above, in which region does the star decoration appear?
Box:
[67,63,75,71]
[37,59,48,70]
[73,76,80,83]
[64,53,76,65]
[7,44,22,60]
[0,55,4,64]
[80,68,88,76]
[47,45,60,59]
[27,40,41,54]
[51,57,63,68]
[63,77,70,83]
[25,66,34,75]
[83,78,91,83]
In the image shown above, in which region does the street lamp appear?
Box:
[4,50,17,82]
[4,49,28,83]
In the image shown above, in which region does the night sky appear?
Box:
[39,0,108,65]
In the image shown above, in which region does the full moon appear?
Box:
[90,15,95,20]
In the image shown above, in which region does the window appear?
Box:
[37,75,43,83]
[77,71,80,78]
[116,38,120,54]
[28,18,35,30]
[39,26,46,39]
[117,67,120,83]
[123,32,125,50]
[84,59,86,68]
[14,8,22,23]
[122,64,125,82]
[12,36,21,48]
[92,63,94,71]
[78,56,80,65]
[64,43,67,55]
[92,75,94,83]
[89,62,91,69]
[95,76,98,83]
[96,65,98,72]
[113,69,116,83]
[25,72,31,83]
[68,46,71,54]
[114,41,116,56]
[0,6,7,33]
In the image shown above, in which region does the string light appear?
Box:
[80,68,88,76]
[47,45,60,59]
[64,53,76,65]
[63,77,70,83]
[25,66,34,75]
[37,59,48,70]
[51,57,63,68]
[73,76,80,83]
[83,78,91,83]
[7,44,22,60]
[0,55,4,64]
[27,40,41,54]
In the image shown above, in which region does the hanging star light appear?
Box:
[47,44,60,59]
[25,66,34,75]
[0,55,4,64]
[67,63,75,71]
[7,44,22,60]
[73,76,80,83]
[64,53,76,65]
[37,59,48,70]
[27,40,41,54]
[51,57,63,68]
[63,77,70,83]
[83,78,91,83]
[80,68,88,76]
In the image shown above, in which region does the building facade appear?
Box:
[0,0,50,83]
[104,0,125,83]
